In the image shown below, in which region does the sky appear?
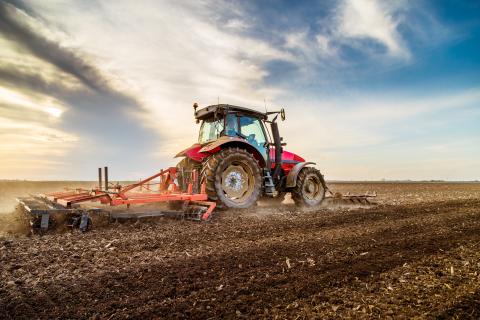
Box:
[0,0,479,181]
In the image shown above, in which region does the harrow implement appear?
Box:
[17,166,216,233]
[324,189,377,205]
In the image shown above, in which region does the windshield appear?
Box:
[198,117,224,144]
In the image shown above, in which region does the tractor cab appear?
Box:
[197,106,270,160]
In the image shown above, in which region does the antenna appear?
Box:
[217,96,220,106]
[264,98,267,113]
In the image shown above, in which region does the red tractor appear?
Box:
[175,103,326,209]
[17,103,376,233]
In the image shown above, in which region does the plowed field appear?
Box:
[1,182,479,319]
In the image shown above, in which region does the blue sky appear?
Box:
[0,0,479,180]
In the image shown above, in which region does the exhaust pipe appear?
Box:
[270,121,283,180]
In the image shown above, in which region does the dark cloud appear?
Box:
[1,0,37,18]
[0,65,65,95]
[0,1,144,113]
[0,0,113,94]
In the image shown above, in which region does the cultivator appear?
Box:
[17,166,216,233]
[325,189,377,205]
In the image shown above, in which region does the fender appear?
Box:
[199,136,245,153]
[286,162,316,188]
[174,143,207,162]
[175,143,201,158]
[200,136,267,167]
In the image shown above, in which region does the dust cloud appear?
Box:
[249,193,373,219]
[0,181,95,237]
[0,207,30,237]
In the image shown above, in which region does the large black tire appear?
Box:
[291,167,326,207]
[202,148,262,209]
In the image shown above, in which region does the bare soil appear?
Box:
[1,182,479,319]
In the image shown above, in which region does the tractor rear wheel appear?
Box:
[291,167,325,207]
[202,148,261,209]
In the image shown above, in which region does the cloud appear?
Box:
[336,0,410,59]
[278,0,414,72]
[278,87,480,180]
[0,84,76,177]
[266,0,417,87]
[0,1,111,92]
[224,18,250,31]
[0,0,159,179]
[22,1,294,157]
[0,64,77,95]
[0,0,476,181]
[285,88,480,146]
[0,85,65,114]
[0,1,146,113]
[284,31,338,63]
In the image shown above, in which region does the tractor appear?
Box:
[175,103,326,209]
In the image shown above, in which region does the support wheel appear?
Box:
[291,167,325,207]
[202,148,261,209]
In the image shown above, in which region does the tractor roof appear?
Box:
[195,104,268,121]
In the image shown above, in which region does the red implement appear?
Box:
[17,166,217,233]
[47,167,216,222]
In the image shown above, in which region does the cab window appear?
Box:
[239,116,267,149]
[198,117,224,144]
[225,113,239,137]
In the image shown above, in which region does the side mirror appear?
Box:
[280,108,286,121]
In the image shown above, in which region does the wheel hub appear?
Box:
[303,176,321,200]
[225,171,243,191]
[307,182,315,193]
[221,164,251,200]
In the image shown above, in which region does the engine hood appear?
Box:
[269,149,305,163]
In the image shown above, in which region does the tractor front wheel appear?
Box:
[202,148,261,209]
[291,167,325,207]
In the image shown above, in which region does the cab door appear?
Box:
[238,116,269,161]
